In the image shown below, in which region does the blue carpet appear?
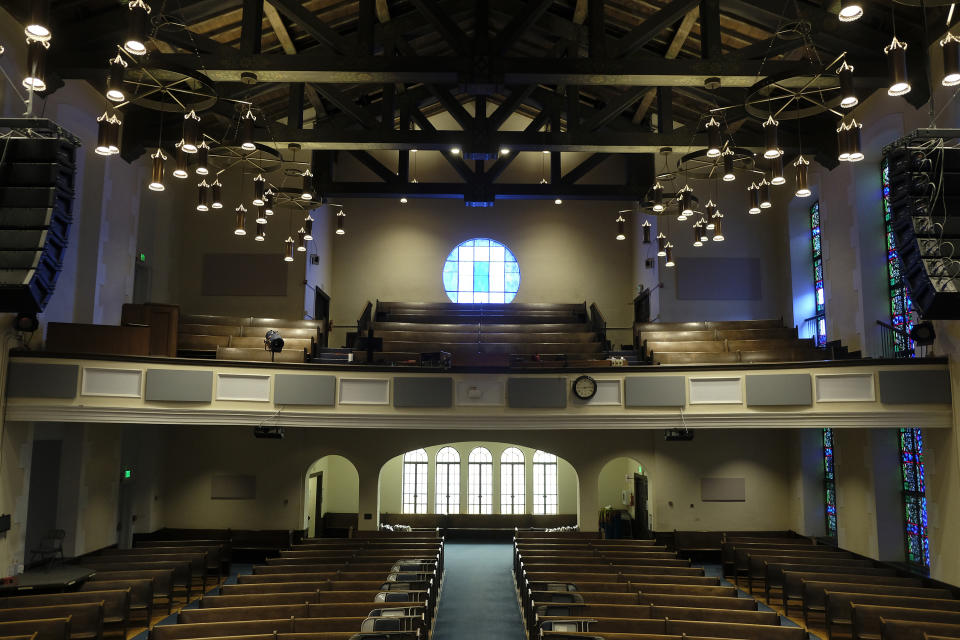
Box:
[431,542,526,640]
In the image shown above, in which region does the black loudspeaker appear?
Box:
[0,118,79,314]
[884,130,960,319]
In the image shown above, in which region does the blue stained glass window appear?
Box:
[443,238,520,303]
[810,201,827,347]
[823,428,837,538]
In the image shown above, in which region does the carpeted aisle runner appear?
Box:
[430,542,527,640]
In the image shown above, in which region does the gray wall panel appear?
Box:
[624,377,685,407]
[145,370,213,403]
[507,378,567,409]
[394,377,453,408]
[6,363,78,398]
[745,373,812,406]
[878,369,952,404]
[701,477,746,502]
[275,374,336,406]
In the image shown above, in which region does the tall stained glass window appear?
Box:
[435,447,461,514]
[881,158,916,355]
[823,428,837,538]
[442,238,520,303]
[533,450,558,515]
[468,447,493,514]
[810,201,827,346]
[900,428,930,567]
[882,158,930,568]
[402,449,428,514]
[500,448,525,514]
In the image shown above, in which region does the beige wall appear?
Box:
[328,198,635,348]
[304,455,360,529]
[77,424,123,554]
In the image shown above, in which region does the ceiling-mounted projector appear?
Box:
[664,428,694,441]
[254,425,284,439]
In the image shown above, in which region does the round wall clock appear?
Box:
[573,375,598,400]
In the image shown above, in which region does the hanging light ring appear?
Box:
[744,68,844,120]
[677,146,755,180]
[115,62,217,112]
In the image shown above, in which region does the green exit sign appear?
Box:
[123,469,132,479]
[137,252,147,264]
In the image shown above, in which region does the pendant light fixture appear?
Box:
[705,117,722,158]
[148,149,167,192]
[255,206,267,224]
[255,223,266,241]
[182,110,201,153]
[770,155,786,186]
[23,39,49,92]
[748,182,761,215]
[196,180,210,212]
[763,115,781,159]
[679,184,694,217]
[656,232,667,257]
[846,119,864,162]
[676,199,687,222]
[698,218,710,243]
[712,211,725,242]
[838,0,863,22]
[239,109,257,151]
[692,221,703,247]
[264,189,275,216]
[301,169,315,201]
[336,208,345,235]
[303,215,314,241]
[651,182,665,212]
[942,33,960,86]
[664,243,675,268]
[211,178,223,209]
[195,141,209,175]
[252,174,266,206]
[95,112,121,156]
[642,220,652,244]
[297,228,307,252]
[616,214,627,241]
[106,53,127,103]
[794,156,811,197]
[234,204,247,236]
[704,201,717,230]
[25,0,51,43]
[885,36,911,97]
[124,0,152,56]
[722,149,736,182]
[837,120,852,162]
[284,236,295,261]
[173,142,189,179]
[837,61,858,108]
[759,178,772,209]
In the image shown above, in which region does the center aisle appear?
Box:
[431,542,527,640]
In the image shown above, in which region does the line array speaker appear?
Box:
[0,118,79,314]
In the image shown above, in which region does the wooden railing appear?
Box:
[589,302,609,350]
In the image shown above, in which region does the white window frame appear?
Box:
[468,447,493,514]
[533,450,558,515]
[435,447,461,514]
[500,448,525,514]
[402,449,428,514]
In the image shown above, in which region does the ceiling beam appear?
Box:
[265,0,356,56]
[609,0,701,59]
[408,0,471,56]
[67,54,887,88]
[240,0,264,55]
[492,0,556,55]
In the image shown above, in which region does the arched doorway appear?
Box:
[597,456,648,539]
[303,455,359,538]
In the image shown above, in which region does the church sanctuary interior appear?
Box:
[6,1,960,640]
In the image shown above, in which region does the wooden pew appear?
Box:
[95,549,213,587]
[782,570,919,616]
[200,593,319,608]
[886,621,960,640]
[0,591,128,637]
[537,604,779,625]
[132,543,227,575]
[79,580,153,626]
[141,634,415,640]
[725,542,820,573]
[745,554,870,594]
[81,559,193,600]
[178,603,424,624]
[0,618,71,640]
[149,618,373,640]
[540,619,807,639]
[0,604,102,640]
[842,599,960,640]
[253,563,436,575]
[797,578,936,622]
[88,570,174,614]
[762,560,885,600]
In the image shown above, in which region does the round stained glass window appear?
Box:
[442,238,520,303]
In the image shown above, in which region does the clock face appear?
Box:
[573,375,598,400]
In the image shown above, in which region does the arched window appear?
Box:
[468,447,493,514]
[442,238,520,303]
[533,450,558,515]
[402,449,428,514]
[435,447,460,514]
[500,448,525,514]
